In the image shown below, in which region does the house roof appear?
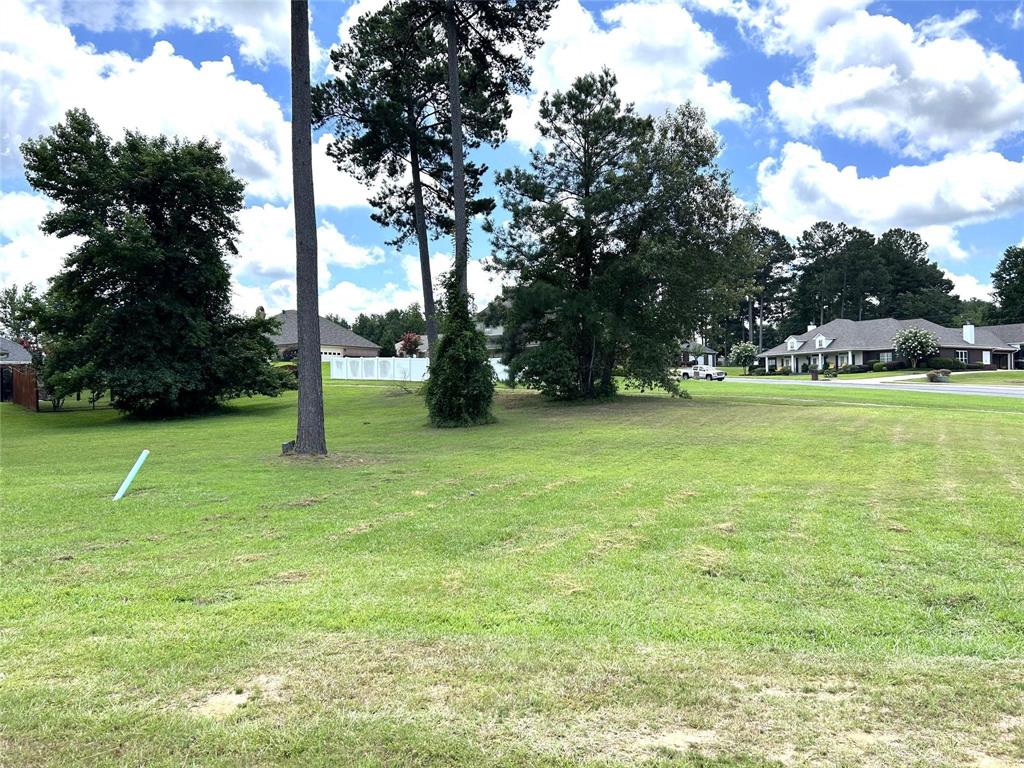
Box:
[269,310,380,349]
[681,340,719,355]
[0,337,32,365]
[759,317,1015,357]
[981,323,1024,344]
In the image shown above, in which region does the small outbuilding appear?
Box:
[1,336,35,407]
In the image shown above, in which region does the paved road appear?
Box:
[721,377,1024,400]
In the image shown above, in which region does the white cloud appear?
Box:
[234,203,384,288]
[686,0,868,56]
[766,9,1024,157]
[40,0,319,68]
[916,9,979,40]
[943,270,993,302]
[757,142,1024,256]
[507,0,751,149]
[1,3,366,210]
[0,191,79,289]
[1011,3,1024,30]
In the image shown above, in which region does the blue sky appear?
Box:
[2,0,1023,319]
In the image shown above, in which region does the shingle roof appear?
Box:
[0,337,32,365]
[269,311,379,349]
[982,323,1024,344]
[759,317,1015,357]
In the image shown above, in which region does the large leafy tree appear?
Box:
[312,1,492,349]
[21,110,288,417]
[491,71,749,399]
[291,0,327,454]
[992,245,1024,323]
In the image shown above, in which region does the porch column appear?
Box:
[790,354,796,370]
[764,356,769,371]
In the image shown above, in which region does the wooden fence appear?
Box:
[11,366,38,411]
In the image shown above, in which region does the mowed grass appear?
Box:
[2,380,1024,767]
[945,371,1024,385]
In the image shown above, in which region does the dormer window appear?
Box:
[813,334,831,349]
[785,336,802,351]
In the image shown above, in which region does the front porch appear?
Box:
[762,350,860,372]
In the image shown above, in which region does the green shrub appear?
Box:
[884,360,908,371]
[928,356,965,370]
[871,362,886,372]
[425,280,495,427]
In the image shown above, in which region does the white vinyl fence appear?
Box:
[329,356,509,382]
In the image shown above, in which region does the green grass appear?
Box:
[731,369,927,381]
[944,371,1024,385]
[3,380,1024,767]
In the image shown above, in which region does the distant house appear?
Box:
[269,310,379,359]
[758,318,1018,371]
[984,323,1024,368]
[680,341,718,367]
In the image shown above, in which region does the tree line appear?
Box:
[710,222,1023,357]
[5,0,1023,429]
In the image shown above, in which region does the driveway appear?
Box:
[722,377,1024,399]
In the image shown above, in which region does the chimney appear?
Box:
[807,324,817,333]
[963,324,975,344]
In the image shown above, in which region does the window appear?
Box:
[786,338,799,351]
[879,352,893,363]
[956,350,969,365]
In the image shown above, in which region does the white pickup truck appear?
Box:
[678,364,727,381]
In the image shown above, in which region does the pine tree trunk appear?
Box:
[409,134,438,350]
[444,0,469,297]
[290,0,327,455]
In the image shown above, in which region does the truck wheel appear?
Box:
[705,374,713,381]
[681,373,690,380]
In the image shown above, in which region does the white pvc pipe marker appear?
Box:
[113,450,149,501]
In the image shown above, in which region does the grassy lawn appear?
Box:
[3,381,1024,767]
[944,371,1024,386]
[729,369,927,381]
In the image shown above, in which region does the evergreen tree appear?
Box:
[21,110,288,416]
[312,1,492,349]
[992,245,1024,323]
[491,72,749,399]
[424,276,494,426]
[415,0,556,295]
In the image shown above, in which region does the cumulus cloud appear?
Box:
[507,0,751,149]
[757,142,1024,260]
[0,191,80,289]
[686,0,869,56]
[36,0,319,67]
[234,203,384,290]
[765,9,1024,157]
[943,270,993,302]
[1,3,366,210]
